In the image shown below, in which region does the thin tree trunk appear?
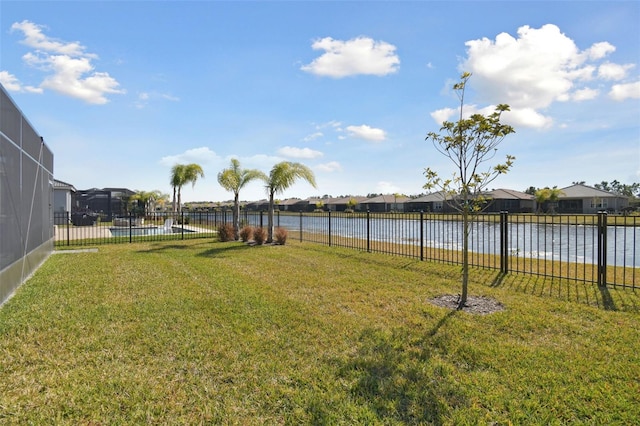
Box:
[459,208,470,310]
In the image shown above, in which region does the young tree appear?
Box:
[264,162,317,243]
[424,72,515,310]
[217,158,266,240]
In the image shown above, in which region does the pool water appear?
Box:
[109,226,179,237]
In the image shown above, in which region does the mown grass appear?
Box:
[1,239,639,424]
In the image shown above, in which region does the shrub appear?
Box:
[253,227,267,245]
[217,223,235,242]
[239,225,253,242]
[274,227,288,245]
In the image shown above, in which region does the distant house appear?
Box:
[53,179,76,223]
[557,184,629,214]
[245,199,270,211]
[483,188,535,213]
[278,198,306,212]
[405,192,448,212]
[325,196,368,212]
[360,194,410,212]
[73,187,135,220]
[406,188,534,213]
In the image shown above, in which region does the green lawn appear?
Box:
[1,239,639,424]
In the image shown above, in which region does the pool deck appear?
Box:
[54,224,212,241]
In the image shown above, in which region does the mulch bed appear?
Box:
[430,295,505,315]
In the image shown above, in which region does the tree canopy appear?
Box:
[424,72,515,310]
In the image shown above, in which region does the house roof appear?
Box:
[325,196,368,205]
[485,188,534,200]
[410,189,533,202]
[559,184,623,199]
[362,194,410,204]
[410,191,447,202]
[53,179,76,192]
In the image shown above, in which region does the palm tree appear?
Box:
[264,161,317,243]
[170,163,204,215]
[535,187,564,213]
[131,190,163,216]
[217,158,266,240]
[171,164,185,214]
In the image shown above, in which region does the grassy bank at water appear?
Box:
[1,240,639,424]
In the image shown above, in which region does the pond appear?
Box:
[271,215,639,267]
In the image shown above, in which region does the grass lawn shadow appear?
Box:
[484,269,639,313]
[339,311,464,424]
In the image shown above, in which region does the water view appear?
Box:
[271,215,640,267]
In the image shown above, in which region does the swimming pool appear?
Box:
[109,226,181,237]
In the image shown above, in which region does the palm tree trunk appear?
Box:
[172,187,177,213]
[177,188,182,216]
[233,193,240,240]
[267,191,275,243]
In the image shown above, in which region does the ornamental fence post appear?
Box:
[366,210,371,253]
[420,211,424,261]
[500,211,509,274]
[597,211,607,287]
[299,211,303,243]
[129,212,133,243]
[328,210,332,247]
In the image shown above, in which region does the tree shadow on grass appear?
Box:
[336,311,466,424]
[135,240,253,258]
[197,243,255,258]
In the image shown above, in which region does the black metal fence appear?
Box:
[290,210,638,289]
[54,210,639,289]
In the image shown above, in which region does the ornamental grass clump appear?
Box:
[239,225,253,242]
[217,222,236,242]
[274,227,288,245]
[253,227,267,245]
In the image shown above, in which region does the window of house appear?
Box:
[590,199,608,209]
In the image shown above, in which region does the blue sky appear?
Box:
[2,1,639,203]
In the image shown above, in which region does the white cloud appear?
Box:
[7,20,124,104]
[301,36,400,78]
[135,91,180,109]
[277,146,324,159]
[0,71,23,91]
[315,120,342,130]
[302,132,323,142]
[430,102,553,129]
[571,87,599,101]
[449,23,637,129]
[586,41,616,60]
[430,107,457,125]
[11,20,89,56]
[0,70,43,93]
[159,147,221,167]
[346,124,387,142]
[609,81,640,101]
[376,181,401,194]
[504,107,553,129]
[316,161,342,172]
[598,62,635,81]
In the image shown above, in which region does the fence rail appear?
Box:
[54,210,639,289]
